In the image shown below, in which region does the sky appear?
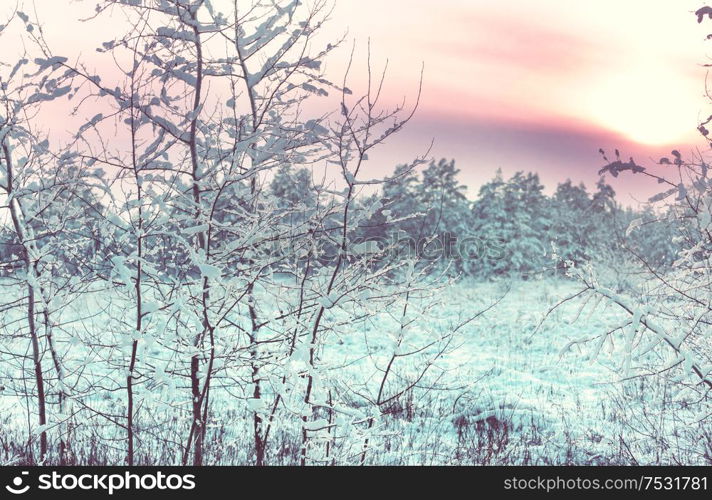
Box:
[11,0,712,203]
[327,0,712,203]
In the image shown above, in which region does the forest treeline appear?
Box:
[0,158,678,280]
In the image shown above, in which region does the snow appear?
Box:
[198,263,221,279]
[0,277,707,465]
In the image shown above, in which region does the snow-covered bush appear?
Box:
[0,0,467,466]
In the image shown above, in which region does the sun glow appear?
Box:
[586,66,700,146]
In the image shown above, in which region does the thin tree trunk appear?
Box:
[188,12,208,467]
[44,307,67,464]
[247,282,265,465]
[189,355,203,465]
[4,142,49,464]
[126,74,142,466]
[28,283,48,463]
[127,340,139,465]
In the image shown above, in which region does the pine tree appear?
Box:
[471,170,550,277]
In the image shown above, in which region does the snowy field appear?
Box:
[322,279,707,465]
[1,278,706,465]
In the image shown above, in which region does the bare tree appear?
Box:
[0,11,99,464]
[0,0,472,466]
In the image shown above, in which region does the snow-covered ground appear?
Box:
[0,278,707,465]
[319,279,708,465]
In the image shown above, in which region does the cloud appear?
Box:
[430,10,608,75]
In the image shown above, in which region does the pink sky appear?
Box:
[328,0,712,202]
[11,0,712,203]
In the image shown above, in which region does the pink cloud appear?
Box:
[433,11,607,74]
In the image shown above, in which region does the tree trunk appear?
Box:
[190,355,203,465]
[127,340,138,466]
[28,283,48,463]
[4,142,49,464]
